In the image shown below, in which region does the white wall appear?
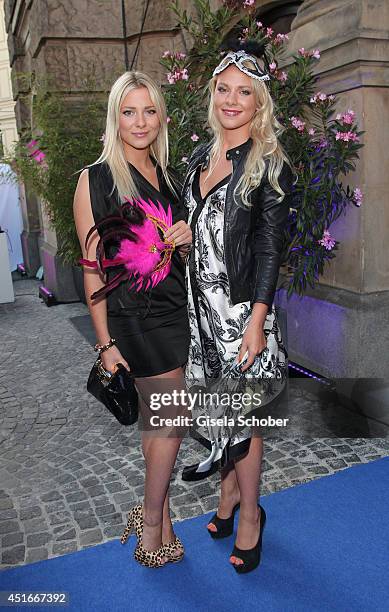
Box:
[0,0,18,154]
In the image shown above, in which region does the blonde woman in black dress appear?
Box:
[182,43,294,573]
[73,72,192,568]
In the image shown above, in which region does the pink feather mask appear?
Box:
[79,197,175,301]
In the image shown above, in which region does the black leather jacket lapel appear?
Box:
[183,140,293,307]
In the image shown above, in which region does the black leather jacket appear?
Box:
[182,138,294,308]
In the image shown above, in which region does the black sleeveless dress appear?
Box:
[88,161,190,377]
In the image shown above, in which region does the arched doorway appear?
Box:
[257,2,303,34]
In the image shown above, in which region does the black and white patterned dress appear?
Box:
[182,166,288,480]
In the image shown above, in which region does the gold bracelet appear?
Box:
[94,338,116,354]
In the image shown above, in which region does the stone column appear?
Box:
[280,0,389,377]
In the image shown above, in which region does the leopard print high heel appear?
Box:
[163,535,184,563]
[120,504,184,564]
[133,540,168,568]
[120,504,143,544]
[120,504,167,568]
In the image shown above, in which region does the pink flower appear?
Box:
[274,33,289,45]
[318,230,336,250]
[256,21,263,28]
[342,112,354,125]
[175,52,186,59]
[162,50,172,58]
[291,116,306,132]
[269,62,277,72]
[335,131,359,142]
[243,0,255,6]
[26,139,47,166]
[353,187,363,206]
[242,27,249,35]
[308,128,315,136]
[337,109,355,125]
[167,117,171,124]
[310,92,328,104]
[166,68,189,84]
[266,27,274,37]
[191,134,199,142]
[32,150,46,164]
[278,71,288,82]
[299,47,320,59]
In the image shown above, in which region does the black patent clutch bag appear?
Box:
[87,358,138,426]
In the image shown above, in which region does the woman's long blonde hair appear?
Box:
[208,59,293,207]
[91,71,174,202]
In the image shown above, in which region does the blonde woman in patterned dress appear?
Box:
[181,42,294,573]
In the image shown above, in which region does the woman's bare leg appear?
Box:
[207,463,240,532]
[141,431,175,543]
[135,367,186,554]
[229,437,264,565]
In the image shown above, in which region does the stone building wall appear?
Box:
[5,0,190,103]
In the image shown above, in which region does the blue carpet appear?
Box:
[1,457,388,612]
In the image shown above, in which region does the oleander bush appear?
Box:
[161,0,364,296]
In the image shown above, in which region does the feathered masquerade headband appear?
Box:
[213,39,272,82]
[79,198,175,300]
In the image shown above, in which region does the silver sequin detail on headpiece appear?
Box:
[213,50,270,82]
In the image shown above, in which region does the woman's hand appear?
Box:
[238,321,266,373]
[100,346,131,374]
[164,220,192,252]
